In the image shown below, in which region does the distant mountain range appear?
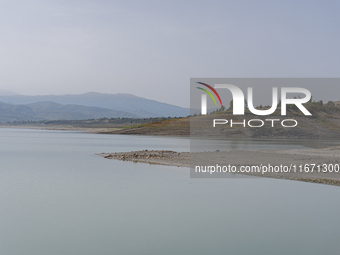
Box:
[0,92,189,122]
[0,101,140,122]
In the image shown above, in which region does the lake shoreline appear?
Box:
[0,125,122,133]
[2,126,340,186]
[98,146,340,186]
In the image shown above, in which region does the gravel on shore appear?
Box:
[98,146,340,186]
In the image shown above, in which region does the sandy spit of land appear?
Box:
[98,146,340,186]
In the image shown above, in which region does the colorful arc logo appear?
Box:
[196,82,223,115]
[196,82,223,107]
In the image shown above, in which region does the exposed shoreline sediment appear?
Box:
[98,146,340,186]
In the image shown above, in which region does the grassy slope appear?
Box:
[96,117,190,136]
[98,107,340,138]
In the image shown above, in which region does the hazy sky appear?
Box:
[1,0,339,107]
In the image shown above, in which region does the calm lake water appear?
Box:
[1,128,340,255]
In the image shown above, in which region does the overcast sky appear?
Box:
[0,0,339,107]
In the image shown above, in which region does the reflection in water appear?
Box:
[0,129,340,255]
[190,137,340,152]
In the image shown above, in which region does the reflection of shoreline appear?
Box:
[0,125,121,133]
[98,147,340,186]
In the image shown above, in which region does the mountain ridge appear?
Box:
[0,101,139,122]
[0,92,189,117]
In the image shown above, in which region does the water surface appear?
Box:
[0,128,339,255]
